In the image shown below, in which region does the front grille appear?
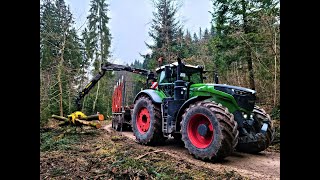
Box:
[234,89,252,96]
[233,93,256,112]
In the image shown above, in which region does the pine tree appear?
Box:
[146,0,181,68]
[192,32,198,43]
[203,28,210,40]
[84,0,112,115]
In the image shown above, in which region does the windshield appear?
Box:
[181,71,203,84]
[158,66,203,84]
[159,71,166,83]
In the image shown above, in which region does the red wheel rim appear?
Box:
[187,114,214,148]
[136,107,151,134]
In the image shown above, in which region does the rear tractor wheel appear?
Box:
[181,101,239,161]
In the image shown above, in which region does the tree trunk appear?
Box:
[247,51,255,90]
[92,81,100,113]
[68,80,72,114]
[92,7,105,114]
[241,0,255,90]
[274,31,277,106]
[52,114,69,123]
[76,119,102,128]
[82,95,86,112]
[57,33,67,116]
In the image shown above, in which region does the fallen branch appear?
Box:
[135,150,164,160]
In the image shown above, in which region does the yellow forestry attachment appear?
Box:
[67,111,87,124]
[51,111,104,129]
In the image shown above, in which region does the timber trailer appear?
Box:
[76,59,274,161]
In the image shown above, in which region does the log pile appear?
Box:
[51,112,103,129]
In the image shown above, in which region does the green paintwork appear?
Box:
[154,89,167,99]
[189,84,249,114]
[143,84,250,114]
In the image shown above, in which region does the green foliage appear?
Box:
[207,0,280,107]
[80,0,112,116]
[146,0,182,65]
[40,0,85,123]
[87,0,111,63]
[40,129,79,152]
[41,0,280,127]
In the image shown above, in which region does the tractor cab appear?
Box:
[155,61,204,97]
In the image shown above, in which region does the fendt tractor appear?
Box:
[75,58,274,161]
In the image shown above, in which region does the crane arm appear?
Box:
[75,62,155,111]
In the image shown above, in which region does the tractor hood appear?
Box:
[190,83,256,112]
[213,84,256,112]
[210,84,256,95]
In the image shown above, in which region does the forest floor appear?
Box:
[40,119,280,180]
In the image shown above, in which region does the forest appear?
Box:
[40,0,279,125]
[40,0,280,179]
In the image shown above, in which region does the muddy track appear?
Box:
[103,124,280,180]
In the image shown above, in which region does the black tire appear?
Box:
[236,106,275,153]
[172,133,184,146]
[172,133,182,141]
[181,101,239,161]
[111,116,114,129]
[112,115,121,131]
[132,96,166,145]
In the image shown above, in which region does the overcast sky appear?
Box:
[65,0,213,65]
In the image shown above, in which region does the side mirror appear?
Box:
[165,65,172,78]
[214,73,219,84]
[147,72,156,81]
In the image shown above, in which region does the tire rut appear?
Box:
[103,124,279,180]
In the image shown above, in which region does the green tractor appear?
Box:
[131,58,274,161]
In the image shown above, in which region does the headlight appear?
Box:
[243,114,248,119]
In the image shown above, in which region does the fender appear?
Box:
[133,89,166,104]
[175,96,211,131]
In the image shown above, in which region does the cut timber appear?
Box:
[52,115,68,123]
[75,119,102,129]
[80,114,104,121]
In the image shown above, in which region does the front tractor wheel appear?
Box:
[181,101,239,161]
[236,106,275,153]
[132,96,166,145]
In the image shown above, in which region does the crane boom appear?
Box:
[75,62,155,111]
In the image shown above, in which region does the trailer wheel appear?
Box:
[112,115,121,131]
[132,96,166,145]
[181,101,238,161]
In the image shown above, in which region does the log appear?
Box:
[51,114,101,128]
[80,114,104,121]
[52,115,69,123]
[75,119,102,129]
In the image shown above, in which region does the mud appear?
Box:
[104,124,280,180]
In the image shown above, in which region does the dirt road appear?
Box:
[104,124,280,180]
